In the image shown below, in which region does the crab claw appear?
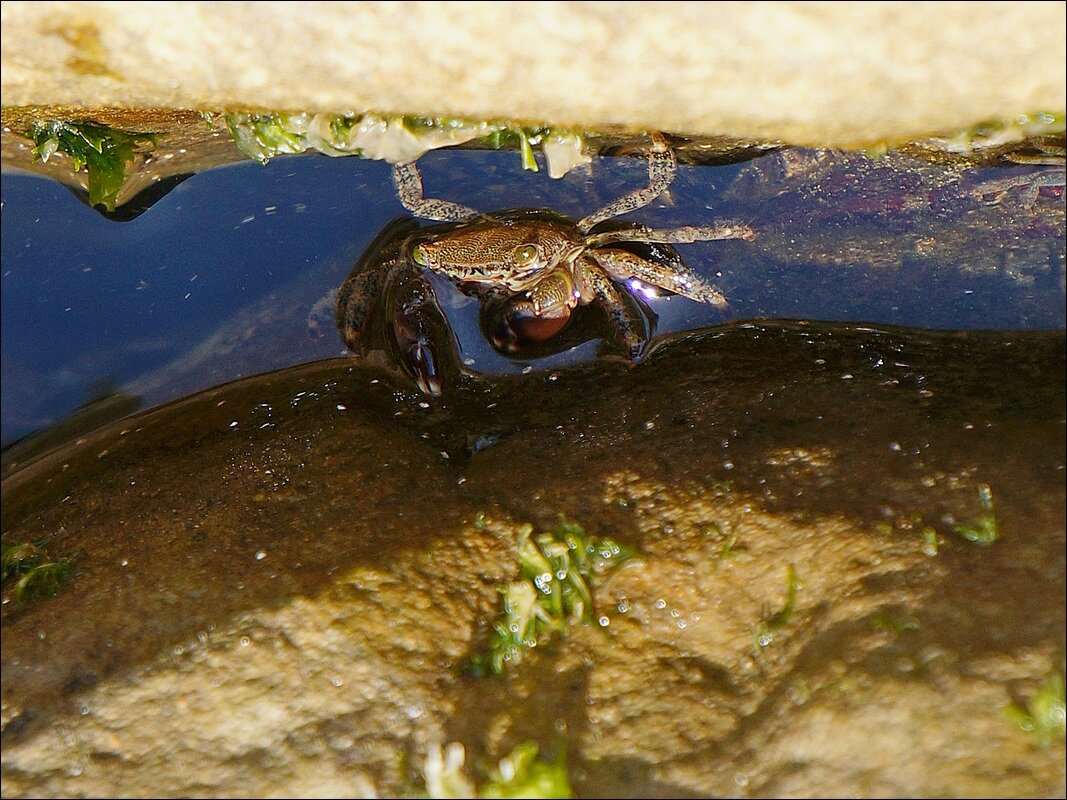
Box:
[401,337,443,397]
[489,299,572,353]
[390,278,446,397]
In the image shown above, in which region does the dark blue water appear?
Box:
[3,147,1064,446]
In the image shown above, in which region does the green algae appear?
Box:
[753,564,800,653]
[1,539,80,603]
[469,520,633,676]
[27,119,155,211]
[424,740,571,799]
[222,111,589,175]
[1003,672,1067,747]
[952,483,999,546]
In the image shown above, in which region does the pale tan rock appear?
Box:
[1,1,1064,145]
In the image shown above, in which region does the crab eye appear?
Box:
[511,244,539,267]
[411,243,431,266]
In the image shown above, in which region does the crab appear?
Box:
[336,132,755,395]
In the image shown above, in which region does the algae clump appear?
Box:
[28,120,155,211]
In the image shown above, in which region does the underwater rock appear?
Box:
[1,323,1064,796]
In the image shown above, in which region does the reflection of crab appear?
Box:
[336,132,755,395]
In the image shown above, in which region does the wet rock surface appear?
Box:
[2,323,1064,797]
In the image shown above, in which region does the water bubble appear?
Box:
[598,616,610,627]
[405,704,424,719]
[654,598,667,610]
[240,636,250,647]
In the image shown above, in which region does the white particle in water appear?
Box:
[255,551,266,561]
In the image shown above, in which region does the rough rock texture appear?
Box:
[1,1,1064,145]
[2,325,1064,797]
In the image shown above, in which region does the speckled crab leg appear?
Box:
[392,162,480,222]
[575,256,648,360]
[589,247,728,308]
[335,258,404,350]
[586,222,757,248]
[577,131,677,234]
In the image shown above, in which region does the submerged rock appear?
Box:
[1,323,1064,797]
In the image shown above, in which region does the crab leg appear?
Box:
[589,247,728,308]
[577,131,677,234]
[575,256,650,360]
[392,162,480,222]
[586,222,756,248]
[336,258,405,350]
